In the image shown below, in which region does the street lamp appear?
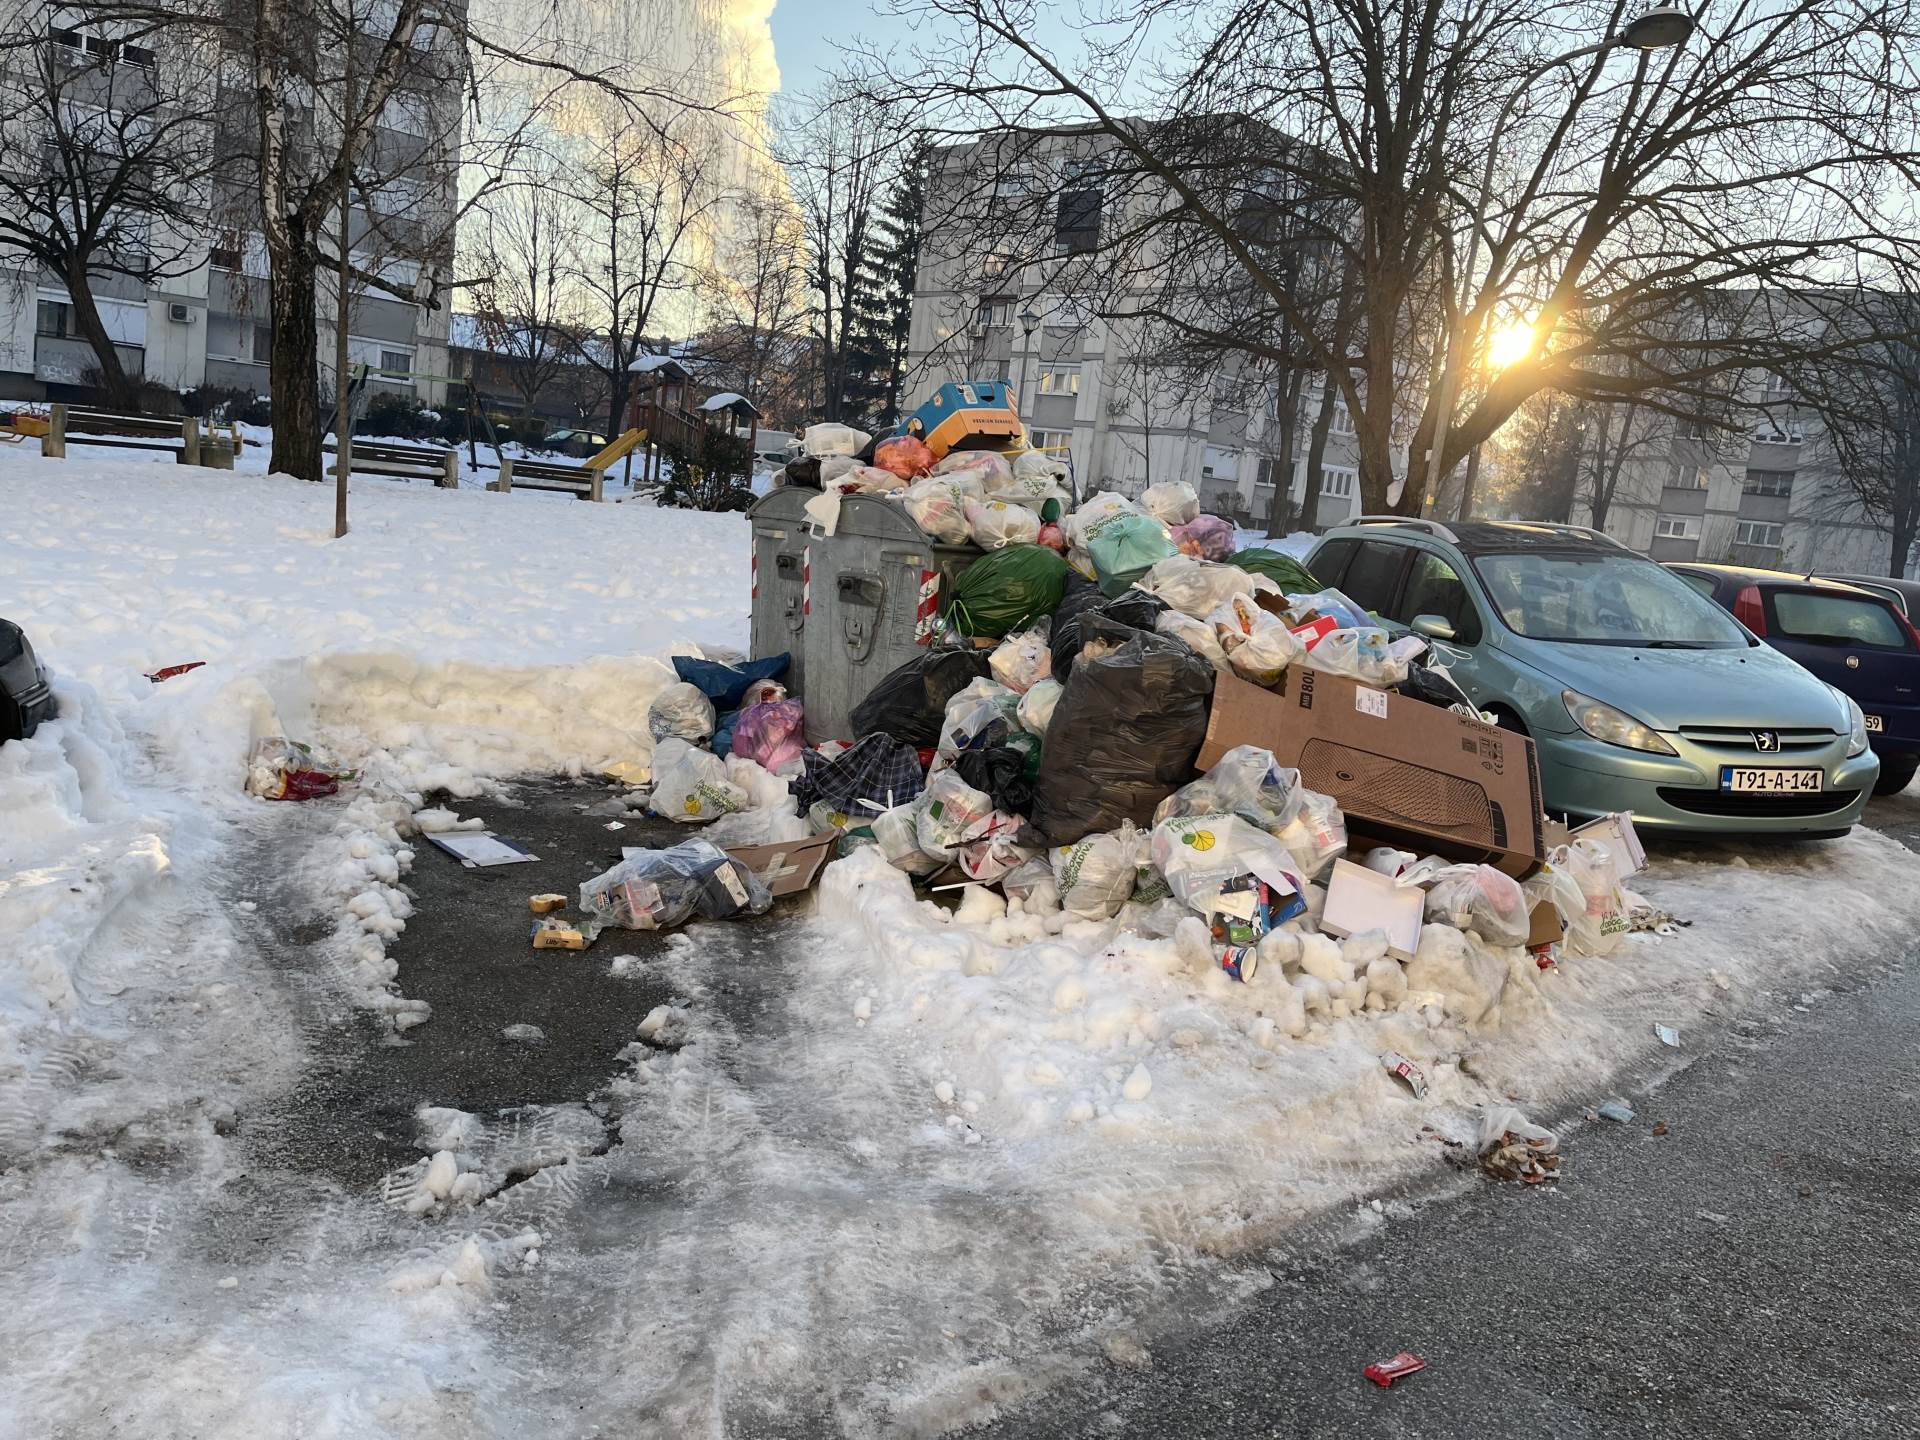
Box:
[1424,5,1696,520]
[1015,304,1041,415]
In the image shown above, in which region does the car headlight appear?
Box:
[1562,690,1677,755]
[1844,694,1870,757]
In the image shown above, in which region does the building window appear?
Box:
[1736,520,1783,549]
[253,324,273,360]
[1044,294,1093,332]
[973,298,1011,330]
[1330,403,1355,437]
[1028,428,1071,454]
[379,349,414,379]
[208,245,242,272]
[1320,467,1355,498]
[1203,446,1240,480]
[36,300,71,337]
[1668,463,1709,490]
[1743,468,1794,497]
[1754,417,1803,445]
[1654,515,1701,540]
[1054,160,1103,255]
[1038,363,1081,396]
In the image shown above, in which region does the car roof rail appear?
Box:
[1349,514,1460,543]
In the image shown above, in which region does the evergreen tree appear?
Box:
[852,140,927,427]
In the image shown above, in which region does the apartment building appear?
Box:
[905,127,1376,527]
[0,8,458,410]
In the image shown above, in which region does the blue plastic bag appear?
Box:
[672,653,790,710]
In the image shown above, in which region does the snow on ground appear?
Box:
[6,444,1920,1435]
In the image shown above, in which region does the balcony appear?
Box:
[34,335,144,387]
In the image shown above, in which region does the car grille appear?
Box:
[1676,726,1835,755]
[1656,786,1860,818]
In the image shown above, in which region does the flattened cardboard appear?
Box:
[1320,858,1424,961]
[1200,668,1545,878]
[723,831,838,897]
[1527,899,1567,949]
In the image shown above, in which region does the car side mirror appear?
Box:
[1411,613,1457,642]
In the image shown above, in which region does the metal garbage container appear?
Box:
[746,489,980,743]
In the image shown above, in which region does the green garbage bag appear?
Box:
[1231,547,1321,594]
[1088,513,1178,597]
[946,543,1070,639]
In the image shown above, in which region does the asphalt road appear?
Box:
[972,811,1920,1439]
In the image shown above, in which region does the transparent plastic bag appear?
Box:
[1553,839,1629,956]
[1153,744,1302,831]
[933,448,1014,490]
[873,433,935,480]
[1300,626,1406,686]
[1002,856,1062,913]
[1063,491,1143,551]
[1283,587,1372,630]
[650,737,749,823]
[804,422,871,457]
[1139,480,1199,527]
[1155,609,1232,672]
[1148,813,1307,915]
[647,682,717,745]
[1171,514,1236,562]
[1015,676,1063,736]
[939,677,1021,757]
[1139,555,1257,619]
[1269,788,1347,879]
[731,699,806,775]
[836,464,908,495]
[964,497,1042,549]
[578,840,771,931]
[956,814,1031,883]
[873,802,943,875]
[913,768,996,861]
[1050,823,1144,921]
[245,737,349,800]
[1013,448,1070,486]
[989,627,1052,694]
[902,476,973,544]
[1423,864,1529,947]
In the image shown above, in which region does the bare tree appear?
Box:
[467,166,579,424]
[698,183,811,420]
[0,4,220,408]
[872,0,1920,514]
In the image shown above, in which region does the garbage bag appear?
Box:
[989,626,1052,694]
[1172,514,1237,562]
[955,814,1032,883]
[873,802,943,875]
[954,744,1036,815]
[1283,586,1373,629]
[933,448,1014,489]
[794,731,926,815]
[1015,676,1063,736]
[246,737,349,801]
[1231,547,1320,594]
[1424,864,1530,948]
[939,677,1021,757]
[1050,823,1143,921]
[849,648,992,747]
[731,699,806,774]
[1087,513,1179,597]
[1037,521,1067,553]
[913,768,997,861]
[579,840,771,931]
[1155,609,1232,672]
[1301,626,1406,686]
[672,653,792,711]
[1522,860,1586,948]
[874,433,935,480]
[964,497,1042,550]
[699,804,811,848]
[1148,813,1308,916]
[804,422,871,457]
[1030,614,1216,844]
[1402,659,1477,712]
[782,456,822,489]
[1270,786,1347,879]
[945,544,1069,639]
[835,464,908,494]
[1139,555,1258,619]
[1002,856,1062,913]
[1553,838,1629,956]
[1063,491,1141,550]
[1153,744,1303,831]
[650,738,750,823]
[903,476,973,545]
[648,681,718,744]
[1050,587,1168,681]
[1208,596,1305,686]
[1013,447,1070,486]
[1139,481,1199,527]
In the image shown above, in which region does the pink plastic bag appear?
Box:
[732,700,806,774]
[1172,514,1236,562]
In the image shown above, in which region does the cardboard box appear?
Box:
[1320,858,1424,961]
[1200,668,1546,878]
[1527,899,1567,949]
[723,831,839,898]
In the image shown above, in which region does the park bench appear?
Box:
[494,455,605,501]
[40,405,219,466]
[321,439,459,487]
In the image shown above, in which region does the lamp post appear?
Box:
[1015,304,1041,415]
[1424,5,1696,520]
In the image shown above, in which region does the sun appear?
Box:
[1487,319,1536,369]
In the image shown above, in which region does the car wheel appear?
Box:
[1487,704,1530,737]
[0,690,22,745]
[1872,755,1918,796]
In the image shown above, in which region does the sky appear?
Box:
[767,0,851,98]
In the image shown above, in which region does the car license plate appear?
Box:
[1720,767,1823,793]
[1865,714,1884,733]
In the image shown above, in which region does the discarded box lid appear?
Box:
[1200,669,1545,879]
[722,831,838,898]
[1320,858,1424,961]
[1545,811,1647,877]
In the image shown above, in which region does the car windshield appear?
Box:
[1471,551,1751,647]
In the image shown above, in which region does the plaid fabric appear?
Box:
[794,733,926,816]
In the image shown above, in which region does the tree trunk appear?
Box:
[62,261,139,411]
[266,238,323,482]
[1456,447,1482,521]
[1298,375,1340,533]
[1261,369,1303,538]
[606,369,632,440]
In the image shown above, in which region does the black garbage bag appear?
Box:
[954,744,1036,816]
[1401,658,1476,711]
[781,456,822,489]
[848,648,992,748]
[1030,614,1216,844]
[1050,586,1170,682]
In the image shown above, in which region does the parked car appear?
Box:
[2,618,58,742]
[1305,519,1878,836]
[541,428,607,458]
[1812,571,1920,619]
[1668,563,1920,796]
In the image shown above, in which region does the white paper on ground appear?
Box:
[425,831,538,866]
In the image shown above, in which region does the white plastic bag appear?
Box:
[1148,813,1307,914]
[1013,448,1070,486]
[835,464,908,495]
[1002,856,1062,913]
[1155,609,1232,672]
[650,737,748,823]
[1208,598,1305,687]
[964,497,1042,549]
[1423,864,1530,948]
[647,682,717,744]
[1063,491,1143,552]
[1050,823,1144,921]
[1270,788,1347,879]
[804,422,871,457]
[1554,839,1629,956]
[1016,676,1063,736]
[817,455,861,483]
[933,448,1014,490]
[699,804,812,848]
[1153,744,1302,830]
[1139,554,1258,619]
[939,677,1021,757]
[989,627,1052,694]
[903,477,972,544]
[874,803,943,875]
[956,815,1031,883]
[1301,626,1407,686]
[1139,480,1200,527]
[913,769,996,860]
